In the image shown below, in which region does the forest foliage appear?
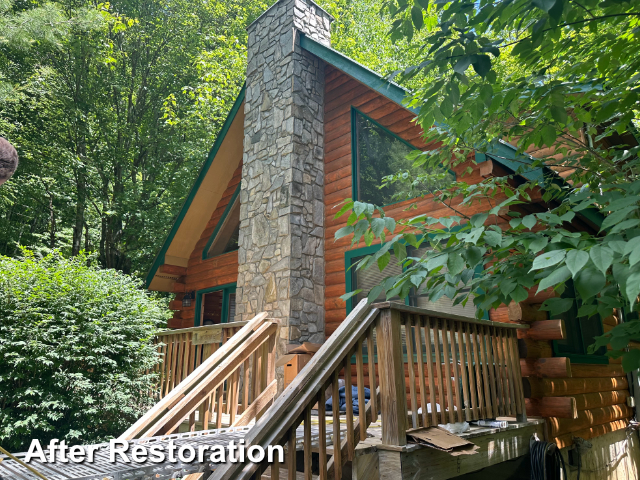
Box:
[0,251,169,451]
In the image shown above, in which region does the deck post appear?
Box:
[377,307,408,446]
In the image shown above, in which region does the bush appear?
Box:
[0,251,169,451]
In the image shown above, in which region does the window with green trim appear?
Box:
[203,187,240,259]
[347,245,477,318]
[196,284,236,326]
[351,108,452,205]
[553,281,607,363]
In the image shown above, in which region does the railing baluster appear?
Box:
[288,425,296,480]
[456,322,471,422]
[271,448,280,480]
[449,321,463,423]
[441,319,455,424]
[490,327,505,416]
[476,324,493,418]
[469,324,483,419]
[366,326,377,424]
[164,337,175,397]
[215,383,224,429]
[405,314,418,428]
[482,326,499,416]
[318,388,328,480]
[494,327,509,416]
[332,371,342,480]
[507,329,525,418]
[432,319,446,424]
[343,353,355,460]
[423,317,438,426]
[356,338,366,441]
[414,315,429,427]
[501,329,517,415]
[304,405,312,480]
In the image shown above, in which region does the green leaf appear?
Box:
[541,297,574,316]
[447,254,465,275]
[367,285,383,303]
[411,6,424,29]
[541,125,557,147]
[453,56,471,74]
[340,290,362,301]
[538,266,571,291]
[531,250,566,270]
[335,225,355,240]
[471,213,489,227]
[472,54,491,77]
[626,272,640,308]
[378,251,391,271]
[522,214,536,229]
[426,254,448,270]
[384,217,396,234]
[622,350,640,373]
[529,236,549,253]
[464,246,483,266]
[440,97,453,117]
[550,105,568,124]
[566,249,589,278]
[484,230,502,247]
[589,245,614,275]
[532,0,557,12]
[574,267,606,300]
[510,285,528,303]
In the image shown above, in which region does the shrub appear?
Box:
[0,250,169,451]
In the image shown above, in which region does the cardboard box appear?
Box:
[277,353,313,389]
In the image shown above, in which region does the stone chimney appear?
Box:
[235,0,332,369]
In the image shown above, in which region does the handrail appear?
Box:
[212,299,377,480]
[153,322,249,401]
[156,321,249,336]
[213,301,528,480]
[120,313,272,440]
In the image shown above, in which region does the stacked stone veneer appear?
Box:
[235,0,332,360]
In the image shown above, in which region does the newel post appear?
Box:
[377,307,408,446]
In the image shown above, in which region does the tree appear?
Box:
[0,250,170,451]
[0,0,264,275]
[336,0,640,370]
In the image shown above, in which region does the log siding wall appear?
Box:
[168,163,243,328]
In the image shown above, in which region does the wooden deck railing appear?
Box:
[154,321,248,400]
[212,300,528,480]
[120,313,278,440]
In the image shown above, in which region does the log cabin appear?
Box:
[141,0,640,478]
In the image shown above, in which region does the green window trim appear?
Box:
[350,107,455,207]
[194,283,237,327]
[201,183,241,260]
[343,240,489,320]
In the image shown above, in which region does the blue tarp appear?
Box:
[325,386,370,414]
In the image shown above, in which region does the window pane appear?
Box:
[201,291,224,325]
[207,195,240,258]
[228,293,236,322]
[354,111,452,205]
[409,247,477,318]
[353,255,403,305]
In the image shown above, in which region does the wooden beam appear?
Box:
[571,390,631,411]
[517,320,565,340]
[553,419,629,449]
[540,376,629,397]
[159,264,187,276]
[232,380,277,427]
[377,308,408,446]
[547,404,633,437]
[169,300,182,311]
[508,302,548,323]
[517,338,553,359]
[525,397,577,419]
[570,363,624,378]
[173,282,186,293]
[520,357,571,378]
